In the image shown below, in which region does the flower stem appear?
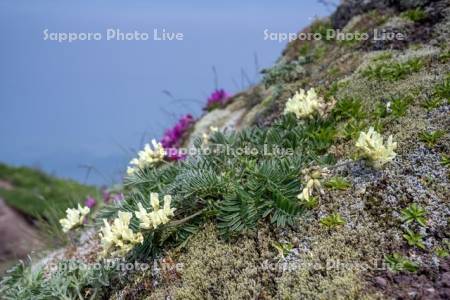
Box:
[169,208,207,227]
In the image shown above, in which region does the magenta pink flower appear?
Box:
[84,196,96,208]
[112,193,125,203]
[161,114,194,149]
[205,89,231,111]
[160,114,194,161]
[101,188,111,203]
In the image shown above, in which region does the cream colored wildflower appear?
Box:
[297,166,329,201]
[150,192,160,210]
[99,219,115,254]
[59,204,90,232]
[135,203,152,229]
[202,133,209,145]
[126,166,136,176]
[284,88,325,119]
[355,127,397,169]
[99,211,143,257]
[134,193,176,230]
[162,195,175,216]
[127,139,166,175]
[202,126,220,144]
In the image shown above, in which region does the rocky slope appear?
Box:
[0,198,44,274]
[127,1,450,298]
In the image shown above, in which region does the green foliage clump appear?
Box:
[320,213,346,228]
[261,59,306,87]
[401,8,427,22]
[434,75,450,101]
[419,130,445,148]
[331,98,366,121]
[327,66,341,77]
[436,249,449,258]
[401,203,427,227]
[298,43,311,57]
[390,94,413,117]
[441,154,450,167]
[0,259,115,300]
[436,247,449,258]
[343,119,368,140]
[435,239,450,258]
[439,50,450,63]
[362,58,424,81]
[373,94,414,121]
[373,52,393,62]
[101,114,337,259]
[331,97,373,140]
[324,176,351,190]
[420,75,449,111]
[403,229,426,250]
[321,80,349,101]
[384,253,419,272]
[297,42,328,64]
[306,123,337,153]
[435,240,450,258]
[313,44,328,60]
[0,163,99,219]
[310,20,333,42]
[338,31,366,48]
[422,97,444,111]
[302,195,319,209]
[400,203,428,250]
[271,241,294,258]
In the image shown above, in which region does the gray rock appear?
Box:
[440,272,450,288]
[0,198,44,266]
[375,276,388,288]
[330,0,435,29]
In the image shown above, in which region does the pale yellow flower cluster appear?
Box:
[99,211,144,257]
[127,139,166,175]
[202,126,219,145]
[284,88,326,119]
[355,127,397,169]
[98,193,176,257]
[59,204,90,233]
[297,166,329,201]
[135,193,176,229]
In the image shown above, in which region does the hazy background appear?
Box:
[0,0,329,185]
